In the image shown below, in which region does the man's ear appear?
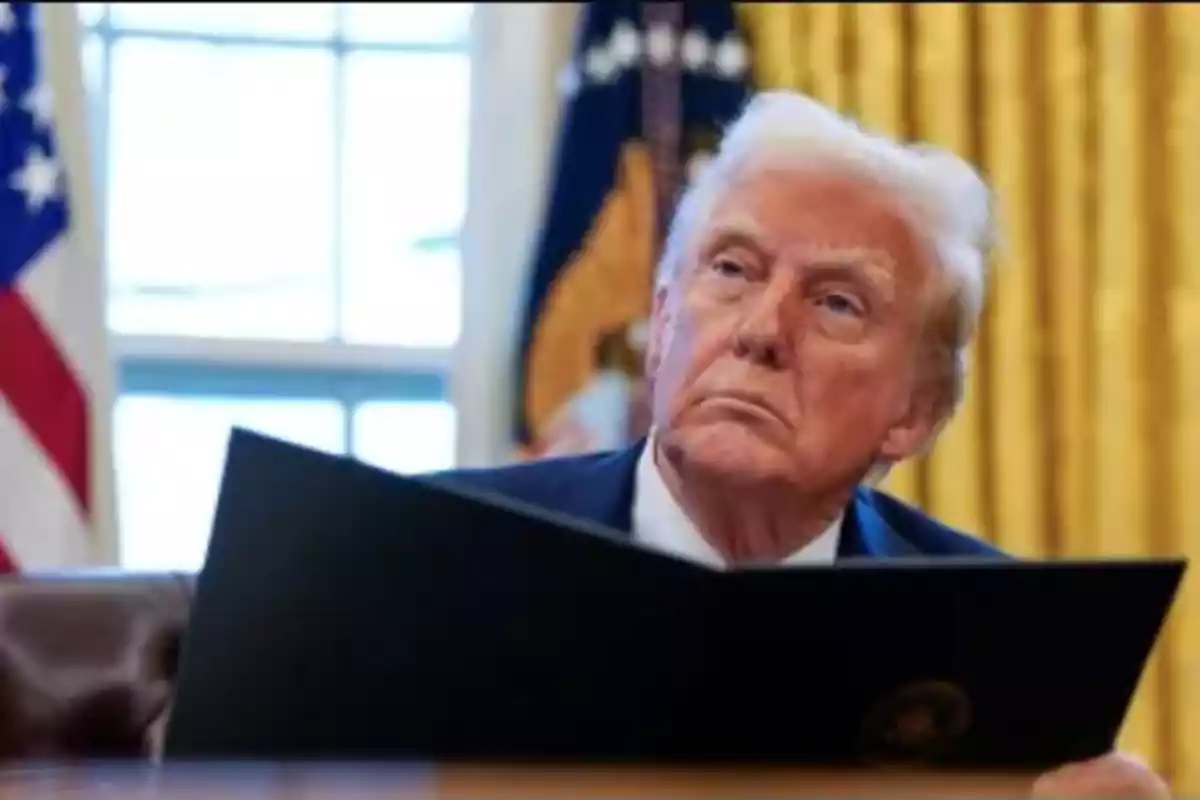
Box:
[877,370,949,463]
[644,286,670,381]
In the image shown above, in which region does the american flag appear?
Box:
[0,2,101,570]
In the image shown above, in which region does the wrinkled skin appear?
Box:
[646,166,945,565]
[644,166,1170,798]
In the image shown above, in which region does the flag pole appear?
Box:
[630,2,685,441]
[640,2,685,261]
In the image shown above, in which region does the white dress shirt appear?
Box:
[631,437,842,568]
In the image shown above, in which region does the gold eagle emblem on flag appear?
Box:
[523,142,657,457]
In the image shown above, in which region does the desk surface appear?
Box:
[0,762,1037,799]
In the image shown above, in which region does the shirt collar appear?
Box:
[631,434,842,568]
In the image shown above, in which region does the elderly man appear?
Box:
[442,92,1169,797]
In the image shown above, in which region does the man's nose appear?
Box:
[732,286,793,370]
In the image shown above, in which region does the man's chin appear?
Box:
[659,421,795,485]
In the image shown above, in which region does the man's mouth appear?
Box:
[698,392,791,429]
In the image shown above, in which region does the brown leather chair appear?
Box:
[0,573,193,760]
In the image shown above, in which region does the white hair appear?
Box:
[658,91,998,439]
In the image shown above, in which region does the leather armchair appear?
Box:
[0,574,193,760]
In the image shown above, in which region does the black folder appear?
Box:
[165,428,1185,769]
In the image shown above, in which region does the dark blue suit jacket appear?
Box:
[436,440,1007,560]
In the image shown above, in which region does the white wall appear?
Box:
[455,2,579,468]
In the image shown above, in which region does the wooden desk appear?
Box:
[0,763,1038,799]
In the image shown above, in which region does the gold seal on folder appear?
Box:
[862,680,972,762]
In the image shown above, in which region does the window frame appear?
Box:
[83,2,469,411]
[80,3,476,562]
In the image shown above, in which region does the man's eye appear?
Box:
[712,258,747,279]
[818,293,862,316]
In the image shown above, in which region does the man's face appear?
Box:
[647,167,943,494]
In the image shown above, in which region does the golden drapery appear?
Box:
[736,1,1200,791]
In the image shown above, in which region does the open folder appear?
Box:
[166,429,1184,770]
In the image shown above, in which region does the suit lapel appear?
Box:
[569,440,645,536]
[839,487,919,559]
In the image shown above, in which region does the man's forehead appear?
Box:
[703,167,927,259]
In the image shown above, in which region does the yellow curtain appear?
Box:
[736,1,1200,791]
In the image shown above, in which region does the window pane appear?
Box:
[343,241,461,348]
[340,51,468,346]
[106,39,336,340]
[352,401,455,475]
[78,3,107,27]
[115,395,346,571]
[109,3,336,39]
[343,3,472,45]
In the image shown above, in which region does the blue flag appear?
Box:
[515,1,751,455]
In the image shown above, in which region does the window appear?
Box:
[79,3,472,570]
